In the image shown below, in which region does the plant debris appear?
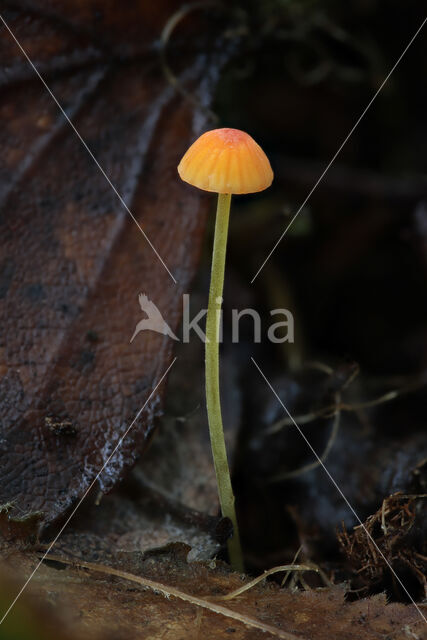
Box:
[1,550,426,640]
[338,492,427,601]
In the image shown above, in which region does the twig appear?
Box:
[268,390,341,482]
[218,563,323,601]
[281,547,302,587]
[159,1,220,122]
[265,374,427,435]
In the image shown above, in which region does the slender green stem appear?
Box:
[205,192,244,573]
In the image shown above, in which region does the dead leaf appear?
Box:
[0,1,228,530]
[1,551,426,640]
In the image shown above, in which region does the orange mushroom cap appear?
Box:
[177,128,273,195]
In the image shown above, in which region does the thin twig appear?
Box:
[281,547,302,587]
[268,390,341,482]
[159,1,220,122]
[218,563,322,601]
[266,375,427,436]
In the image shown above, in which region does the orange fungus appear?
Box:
[177,128,273,195]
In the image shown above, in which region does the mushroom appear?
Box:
[178,128,273,571]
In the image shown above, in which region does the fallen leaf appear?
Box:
[1,551,426,640]
[0,1,228,529]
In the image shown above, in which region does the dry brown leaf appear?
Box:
[1,551,426,640]
[0,0,227,531]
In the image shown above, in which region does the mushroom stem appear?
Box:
[205,192,244,573]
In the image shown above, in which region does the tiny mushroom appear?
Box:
[178,128,273,572]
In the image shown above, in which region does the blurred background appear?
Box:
[176,0,427,600]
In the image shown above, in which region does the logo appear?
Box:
[130,293,294,344]
[130,294,179,343]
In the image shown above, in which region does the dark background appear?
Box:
[194,0,427,599]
